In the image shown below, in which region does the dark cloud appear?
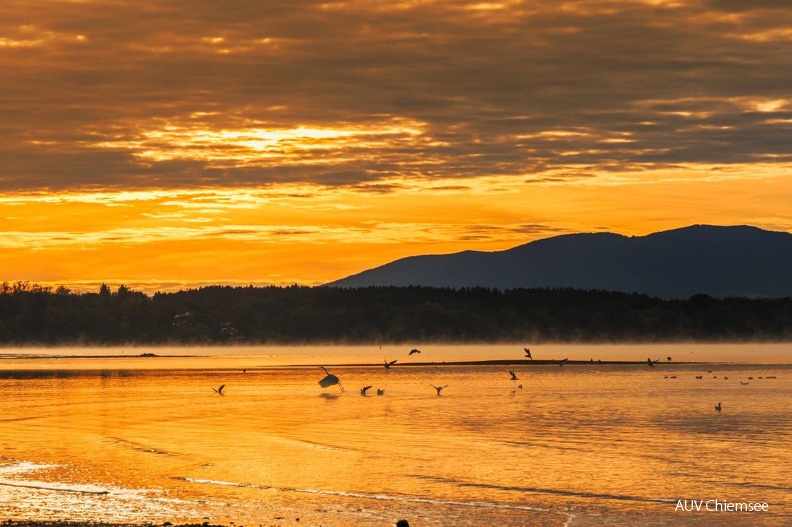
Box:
[706,0,792,13]
[1,0,790,191]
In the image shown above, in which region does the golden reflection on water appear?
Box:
[0,345,790,526]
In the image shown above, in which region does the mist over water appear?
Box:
[3,341,791,364]
[1,344,790,526]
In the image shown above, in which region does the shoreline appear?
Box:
[0,355,782,367]
[2,523,229,527]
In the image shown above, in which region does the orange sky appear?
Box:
[1,1,791,293]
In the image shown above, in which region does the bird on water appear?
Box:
[715,402,722,412]
[360,386,373,396]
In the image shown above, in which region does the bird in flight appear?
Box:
[319,366,344,391]
[647,358,661,367]
[377,388,385,396]
[212,384,225,395]
[557,358,569,367]
[509,370,518,381]
[524,347,532,359]
[715,402,722,412]
[409,348,421,355]
[384,358,398,370]
[360,386,373,396]
[431,384,448,395]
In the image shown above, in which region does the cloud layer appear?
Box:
[2,0,790,191]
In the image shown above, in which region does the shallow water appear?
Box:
[1,344,790,526]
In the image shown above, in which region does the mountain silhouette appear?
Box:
[326,225,792,299]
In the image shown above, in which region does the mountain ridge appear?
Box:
[326,224,792,299]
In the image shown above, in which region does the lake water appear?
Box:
[0,344,790,526]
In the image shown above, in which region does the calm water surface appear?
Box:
[0,344,790,526]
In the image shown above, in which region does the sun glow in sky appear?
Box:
[2,0,791,293]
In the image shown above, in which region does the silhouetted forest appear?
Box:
[2,281,792,345]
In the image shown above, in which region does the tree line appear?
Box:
[1,281,792,345]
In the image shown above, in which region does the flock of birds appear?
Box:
[313,347,542,396]
[671,365,775,414]
[315,352,450,396]
[208,346,776,413]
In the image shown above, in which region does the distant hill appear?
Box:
[326,225,792,299]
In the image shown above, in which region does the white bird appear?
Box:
[318,366,344,392]
[431,384,448,395]
[212,384,225,395]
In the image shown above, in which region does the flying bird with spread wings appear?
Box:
[318,366,344,391]
[431,384,448,395]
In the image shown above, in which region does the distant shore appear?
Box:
[2,523,228,527]
[0,353,771,368]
